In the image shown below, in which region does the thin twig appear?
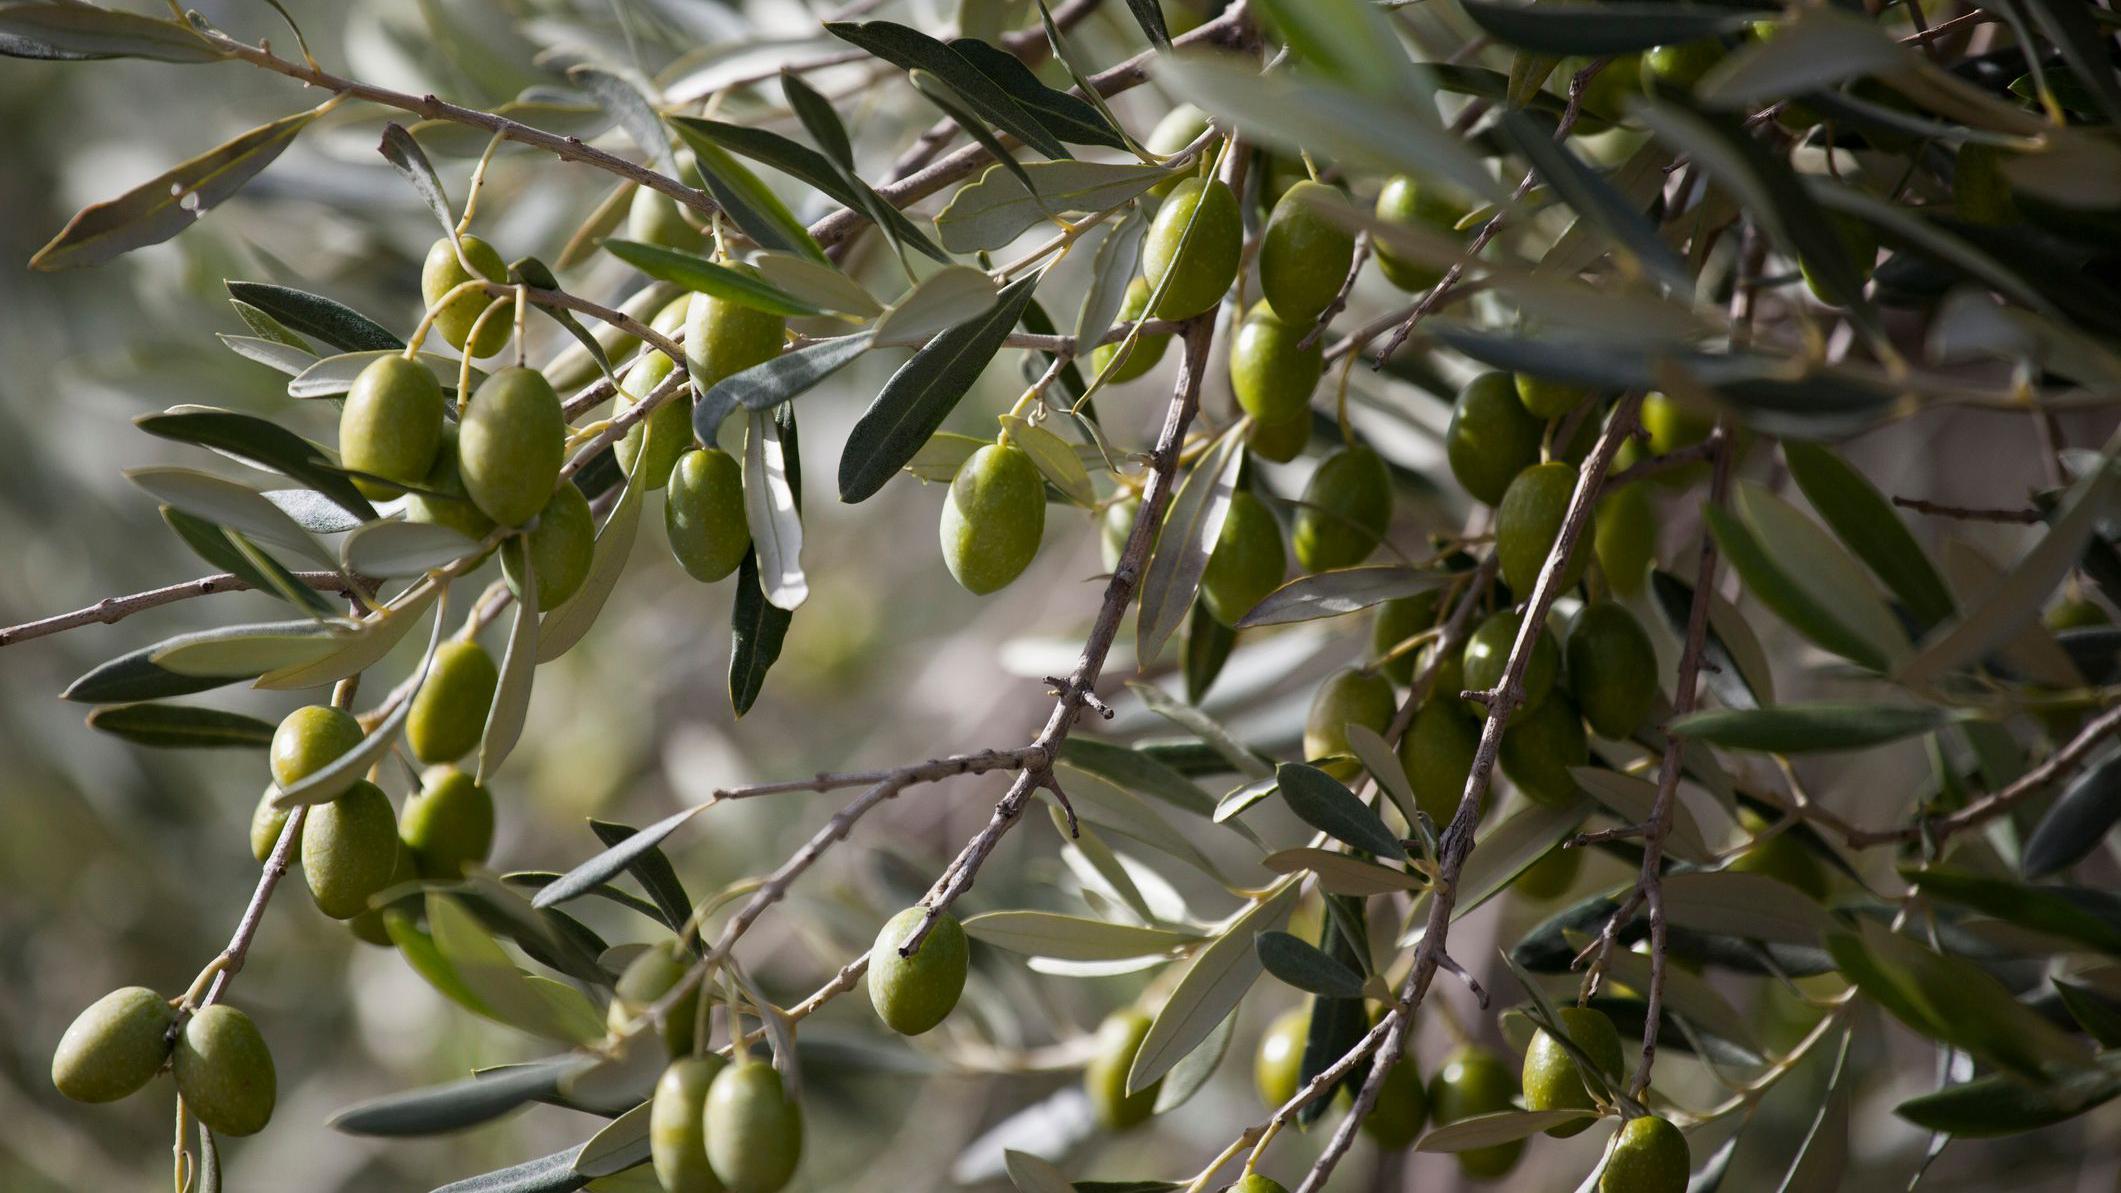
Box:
[0,572,369,648]
[1890,495,2043,524]
[1295,233,1371,352]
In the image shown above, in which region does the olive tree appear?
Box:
[10,0,2121,1190]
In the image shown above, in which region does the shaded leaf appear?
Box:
[668,118,945,264]
[0,4,221,62]
[272,601,447,805]
[127,466,326,563]
[1255,930,1366,998]
[1783,442,1953,631]
[1127,884,1298,1093]
[1277,762,1406,861]
[343,520,480,578]
[962,911,1198,960]
[1774,1027,1853,1193]
[378,123,459,238]
[137,408,376,521]
[538,481,642,663]
[1494,110,1690,294]
[331,1059,588,1137]
[695,334,871,440]
[1263,848,1420,896]
[569,66,677,175]
[63,644,251,704]
[1659,871,1833,945]
[825,21,1075,158]
[668,128,826,263]
[1904,865,2121,957]
[1696,8,1906,107]
[602,240,822,318]
[1896,1061,2121,1138]
[1672,703,1961,754]
[1237,566,1448,628]
[225,281,401,352]
[1136,427,1242,662]
[478,578,539,783]
[933,159,1173,253]
[1459,0,1765,55]
[1828,919,2086,1077]
[2023,751,2121,879]
[1419,1109,1595,1152]
[86,703,275,749]
[729,549,792,715]
[1649,569,1772,709]
[256,581,441,691]
[871,266,1001,346]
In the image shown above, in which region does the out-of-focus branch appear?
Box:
[0,572,370,648]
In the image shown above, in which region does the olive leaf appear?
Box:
[289,350,475,400]
[1417,1109,1597,1152]
[274,596,449,807]
[1903,866,2121,957]
[2022,751,2121,879]
[742,410,807,612]
[1126,883,1299,1094]
[1410,798,1591,941]
[1696,7,1906,106]
[342,520,481,578]
[932,159,1174,254]
[256,582,442,691]
[1672,703,1963,754]
[1773,1027,1854,1193]
[1253,0,1429,101]
[870,266,1001,346]
[695,334,872,441]
[329,1057,591,1137]
[1783,442,1955,632]
[1128,681,1273,780]
[146,617,359,679]
[426,894,604,1044]
[1135,427,1242,663]
[377,123,459,240]
[225,281,402,352]
[1828,919,2087,1077]
[753,253,884,317]
[1056,739,1219,820]
[668,117,946,264]
[85,703,276,749]
[1182,601,1235,705]
[1493,109,1691,295]
[826,21,1084,159]
[160,508,334,617]
[427,1143,596,1193]
[1263,848,1422,896]
[568,1099,654,1178]
[568,65,678,176]
[1277,762,1408,861]
[962,911,1199,961]
[1236,566,1448,628]
[999,417,1094,507]
[1649,569,1773,709]
[127,466,329,564]
[217,334,317,377]
[601,240,823,318]
[538,480,642,664]
[1074,208,1148,352]
[1255,930,1366,999]
[729,548,793,716]
[1897,1062,2121,1138]
[137,408,377,522]
[0,5,222,63]
[1570,767,1713,862]
[478,561,540,783]
[669,127,827,264]
[63,644,254,704]
[1457,0,1765,55]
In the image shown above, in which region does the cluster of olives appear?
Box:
[52,989,275,1137]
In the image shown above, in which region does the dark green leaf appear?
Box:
[1774,1026,1853,1193]
[1056,739,1218,820]
[161,507,334,616]
[1183,600,1234,704]
[229,298,309,349]
[1902,865,2121,956]
[933,158,1173,254]
[1459,0,1767,56]
[1783,441,1954,631]
[86,703,276,749]
[0,5,222,63]
[1255,930,1366,999]
[1827,919,2087,1077]
[1895,1062,2121,1137]
[1671,703,1959,753]
[2053,980,2121,1047]
[669,129,827,264]
[910,67,1044,199]
[588,819,695,940]
[429,1144,592,1193]
[63,644,253,704]
[948,37,1124,149]
[729,548,793,714]
[1276,762,1406,861]
[1137,429,1243,663]
[1705,504,1892,670]
[500,872,666,926]
[2022,751,2121,879]
[602,240,823,317]
[225,281,402,353]
[824,22,1075,158]
[2016,0,2121,124]
[1121,0,1169,47]
[666,117,946,262]
[1494,110,1691,295]
[330,1059,588,1137]
[531,807,704,911]
[1649,570,1760,710]
[695,334,872,442]
[1236,566,1449,628]
[137,408,377,521]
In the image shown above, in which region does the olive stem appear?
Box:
[0,571,370,648]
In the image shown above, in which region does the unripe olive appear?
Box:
[1229,300,1323,426]
[609,941,703,1059]
[1800,212,1878,305]
[347,842,412,947]
[867,907,969,1036]
[1639,392,1711,488]
[1373,175,1463,292]
[940,443,1046,595]
[1259,181,1355,326]
[1141,177,1241,319]
[1567,602,1657,739]
[1254,1006,1307,1108]
[1514,372,1590,421]
[421,234,510,359]
[705,1059,803,1193]
[1954,142,2020,226]
[405,424,498,542]
[1256,154,1311,213]
[2048,598,2112,630]
[1293,445,1392,571]
[1427,1047,1522,1180]
[628,186,704,253]
[250,785,292,863]
[1601,1115,1690,1193]
[460,366,565,527]
[172,1004,275,1137]
[51,987,174,1103]
[1101,497,1140,573]
[407,639,498,765]
[1360,1058,1429,1149]
[1522,1006,1623,1135]
[1248,409,1310,464]
[1232,1176,1288,1193]
[1728,808,1830,900]
[685,275,787,397]
[502,483,595,610]
[1304,668,1396,772]
[1092,278,1170,384]
[666,447,750,583]
[651,1056,728,1193]
[1399,698,1479,827]
[1576,54,1641,122]
[1086,1008,1160,1131]
[1372,592,1439,685]
[1594,481,1656,597]
[1640,41,1724,93]
[400,766,494,879]
[1513,844,1582,901]
[615,350,690,489]
[652,293,694,339]
[1462,610,1560,718]
[340,354,446,498]
[302,780,400,920]
[1144,104,1211,199]
[1499,692,1589,806]
[270,705,363,790]
[1201,489,1286,627]
[1496,462,1592,597]
[1447,372,1545,506]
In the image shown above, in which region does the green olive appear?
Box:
[340,354,446,498]
[615,350,691,489]
[1729,808,1830,900]
[347,842,412,947]
[172,1004,275,1137]
[1259,180,1355,326]
[1399,698,1479,827]
[1428,1047,1523,1179]
[867,907,969,1036]
[1360,1058,1429,1149]
[1567,602,1657,740]
[1601,1115,1691,1193]
[405,423,498,542]
[609,941,704,1059]
[685,271,787,400]
[407,638,498,765]
[666,447,751,583]
[627,186,704,253]
[1800,211,1879,305]
[1254,1006,1308,1108]
[1229,300,1324,426]
[302,780,400,920]
[940,443,1046,595]
[51,986,174,1103]
[1513,844,1582,901]
[421,235,510,359]
[705,1059,804,1193]
[1522,1005,1623,1135]
[1461,610,1560,719]
[652,293,693,339]
[1201,489,1286,627]
[1372,592,1439,685]
[2047,598,2112,630]
[1101,497,1140,573]
[1497,461,1592,597]
[1447,372,1545,506]
[1640,41,1725,93]
[250,785,292,863]
[1514,372,1590,420]
[460,366,564,527]
[1231,1176,1288,1193]
[1304,667,1396,773]
[502,483,595,610]
[1248,409,1311,464]
[1575,54,1641,121]
[1093,277,1171,384]
[652,1056,728,1193]
[400,766,494,879]
[1594,480,1656,597]
[1293,444,1392,571]
[1086,1008,1161,1131]
[1499,692,1589,805]
[1144,104,1211,198]
[1639,392,1711,488]
[1141,177,1241,319]
[269,705,363,790]
[1373,175,1463,292]
[1954,142,2020,226]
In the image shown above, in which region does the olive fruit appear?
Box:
[1259,180,1355,326]
[1515,372,1590,420]
[1371,591,1439,685]
[1461,610,1560,718]
[250,786,292,863]
[1248,409,1310,464]
[421,234,510,359]
[1577,54,1641,121]
[1144,104,1211,198]
[615,350,690,489]
[1373,175,1462,292]
[1201,489,1286,626]
[303,780,400,920]
[1496,462,1591,596]
[405,424,498,542]
[1801,212,1878,305]
[666,448,751,583]
[1101,497,1140,573]
[460,366,564,527]
[1086,1008,1160,1131]
[340,354,446,498]
[1293,444,1391,571]
[1639,392,1711,488]
[1522,1006,1624,1135]
[400,766,494,879]
[1601,1115,1690,1193]
[270,705,363,790]
[1567,602,1657,739]
[685,274,787,399]
[1141,177,1241,319]
[705,1059,803,1193]
[651,1056,727,1193]
[1229,300,1324,426]
[1232,1176,1288,1193]
[1729,808,1830,900]
[1361,1059,1429,1149]
[1399,698,1479,827]
[1513,844,1582,901]
[347,843,412,948]
[502,483,595,610]
[1092,277,1170,384]
[1304,667,1396,770]
[627,186,703,253]
[2048,598,2112,630]
[867,907,969,1036]
[51,987,174,1103]
[1499,692,1589,805]
[407,639,498,764]
[1254,1006,1307,1108]
[608,941,703,1058]
[1594,480,1656,596]
[1447,372,1545,506]
[172,1004,275,1137]
[1954,142,2019,226]
[940,443,1046,595]
[1427,1047,1522,1179]
[1640,41,1724,93]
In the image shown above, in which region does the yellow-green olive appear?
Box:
[1399,698,1479,827]
[615,350,691,489]
[867,907,969,1036]
[628,186,704,253]
[421,234,510,359]
[1254,1006,1308,1108]
[666,447,751,583]
[1248,409,1311,464]
[347,843,412,947]
[1231,1176,1288,1193]
[1954,142,2020,226]
[1800,212,1879,305]
[1293,445,1392,571]
[171,1004,275,1137]
[2048,598,2112,630]
[1514,372,1590,420]
[1144,104,1211,199]
[940,443,1046,595]
[405,423,498,542]
[1601,1115,1691,1193]
[1427,1047,1522,1179]
[1092,278,1170,384]
[1101,497,1140,573]
[1729,808,1831,900]
[1304,667,1396,772]
[1259,180,1355,326]
[1141,177,1241,319]
[1373,175,1464,292]
[685,273,787,402]
[1639,392,1712,488]
[608,941,703,1059]
[1461,610,1560,718]
[302,780,400,920]
[340,354,446,498]
[705,1059,804,1193]
[400,766,494,879]
[1496,461,1592,597]
[1229,300,1324,426]
[407,638,497,765]
[1514,844,1583,901]
[1567,602,1657,739]
[652,1056,728,1193]
[1499,692,1589,805]
[1201,489,1286,627]
[1086,1008,1161,1131]
[250,785,292,863]
[51,986,174,1104]
[1372,592,1440,685]
[1361,1058,1429,1149]
[1522,1005,1623,1135]
[1447,372,1545,507]
[502,483,595,610]
[270,705,363,790]
[460,366,565,527]
[1640,41,1725,93]
[1594,479,1656,596]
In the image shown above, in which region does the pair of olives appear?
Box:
[650,1053,804,1193]
[52,990,275,1137]
[1521,1006,1691,1188]
[1253,1007,1427,1148]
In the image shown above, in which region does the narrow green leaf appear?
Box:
[1706,505,1888,671]
[669,128,827,264]
[86,703,275,749]
[729,549,792,715]
[329,1059,588,1137]
[1657,871,1833,945]
[377,123,459,239]
[256,582,440,691]
[1774,1027,1853,1193]
[477,569,539,783]
[1276,762,1407,861]
[1255,930,1366,998]
[538,481,642,663]
[1783,442,1954,631]
[1896,1063,2121,1137]
[963,911,1199,960]
[1237,566,1448,628]
[695,334,870,441]
[1136,427,1242,662]
[1458,0,1765,55]
[602,240,822,318]
[128,466,328,564]
[1262,848,1421,896]
[1494,110,1691,295]
[288,350,473,400]
[63,644,251,704]
[668,117,946,263]
[568,66,678,175]
[933,159,1173,254]
[1696,8,1907,107]
[427,1143,591,1193]
[1904,866,2121,956]
[1127,884,1298,1093]
[1672,702,1959,753]
[226,281,401,352]
[825,21,1072,158]
[138,407,376,522]
[2023,752,2121,879]
[1417,1109,1595,1152]
[0,5,222,63]
[1252,0,1428,101]
[872,266,1001,346]
[273,599,448,806]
